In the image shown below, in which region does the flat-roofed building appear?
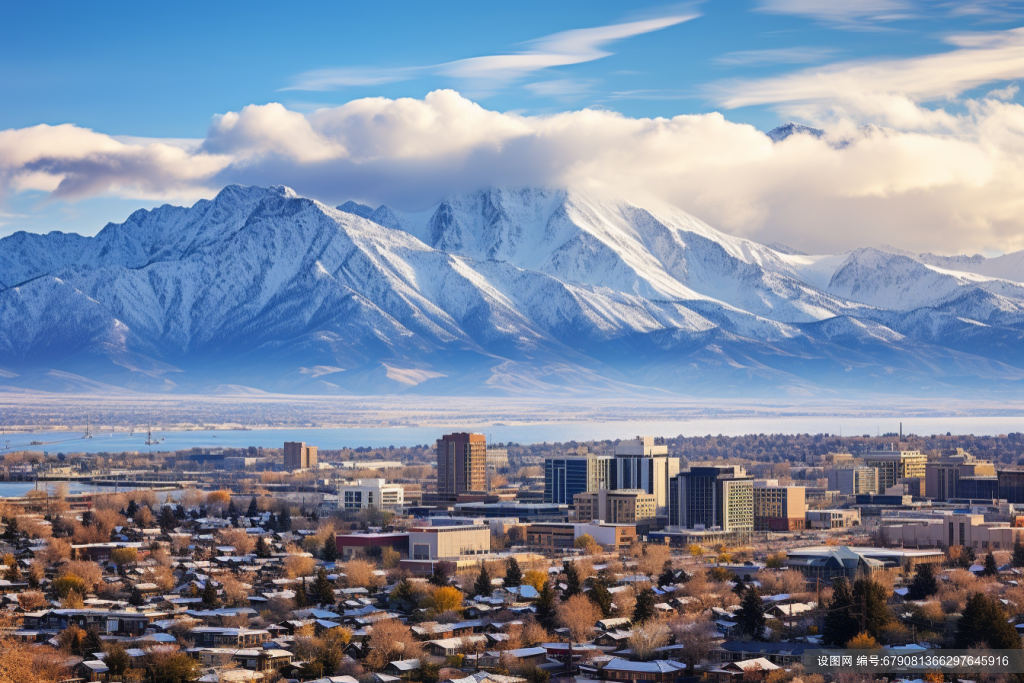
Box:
[544,449,612,504]
[670,465,753,532]
[752,480,806,531]
[881,512,1024,551]
[805,509,861,529]
[526,522,636,550]
[407,524,490,562]
[573,488,656,524]
[437,433,487,497]
[611,436,679,515]
[863,449,927,494]
[335,532,410,560]
[998,469,1024,504]
[783,545,943,581]
[925,449,996,501]
[826,467,878,495]
[284,442,317,471]
[330,478,404,511]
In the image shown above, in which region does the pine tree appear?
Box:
[982,551,999,577]
[294,579,309,608]
[428,562,450,587]
[202,579,220,607]
[129,585,145,607]
[126,499,139,518]
[632,587,657,625]
[312,567,336,606]
[852,577,890,639]
[736,587,765,640]
[823,577,859,647]
[474,563,492,597]
[535,580,557,630]
[1014,539,1024,568]
[83,627,104,656]
[266,512,277,531]
[278,506,292,532]
[255,536,272,558]
[390,578,415,608]
[957,592,1022,649]
[658,560,676,588]
[733,575,747,596]
[322,536,339,562]
[588,577,613,617]
[562,561,581,599]
[247,496,259,517]
[227,499,237,517]
[907,562,938,600]
[505,557,522,588]
[159,505,176,531]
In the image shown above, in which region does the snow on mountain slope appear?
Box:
[4,184,1024,396]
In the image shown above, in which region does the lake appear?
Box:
[2,414,1022,454]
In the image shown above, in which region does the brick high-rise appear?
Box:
[284,441,317,471]
[437,433,486,496]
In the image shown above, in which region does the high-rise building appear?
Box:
[284,441,317,471]
[925,449,996,501]
[998,470,1024,504]
[864,449,927,494]
[670,465,754,532]
[437,433,487,497]
[573,489,657,524]
[752,480,806,531]
[611,436,679,515]
[544,449,612,504]
[826,467,878,495]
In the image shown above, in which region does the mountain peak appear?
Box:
[767,122,826,143]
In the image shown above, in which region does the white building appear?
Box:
[328,478,404,511]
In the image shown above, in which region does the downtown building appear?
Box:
[573,488,657,524]
[283,441,317,471]
[543,447,612,504]
[925,449,995,501]
[753,480,806,531]
[863,448,927,494]
[436,432,487,498]
[610,436,679,516]
[670,465,754,532]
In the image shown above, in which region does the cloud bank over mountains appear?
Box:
[3,83,1024,254]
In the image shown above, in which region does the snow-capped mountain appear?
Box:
[3,184,1024,396]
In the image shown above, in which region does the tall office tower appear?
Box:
[611,436,679,515]
[437,433,487,496]
[925,449,996,501]
[284,441,318,471]
[544,450,613,504]
[826,466,879,495]
[864,448,927,493]
[670,465,754,532]
[752,480,806,531]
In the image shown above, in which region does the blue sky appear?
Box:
[3,0,1024,253]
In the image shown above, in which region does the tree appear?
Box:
[294,579,309,608]
[128,585,145,607]
[557,594,602,672]
[658,560,676,588]
[907,563,938,600]
[147,651,200,683]
[669,614,717,673]
[322,536,339,562]
[53,573,86,599]
[4,561,21,582]
[227,499,237,517]
[106,643,132,677]
[247,496,259,517]
[159,505,176,531]
[733,575,747,597]
[628,621,670,661]
[562,562,581,599]
[632,587,658,625]
[852,577,890,639]
[847,632,882,649]
[823,578,859,647]
[201,579,220,607]
[431,586,464,613]
[505,557,523,588]
[126,499,139,518]
[364,619,424,670]
[1014,538,1024,568]
[429,562,452,587]
[110,547,138,573]
[736,587,766,640]
[956,592,1022,649]
[278,506,291,532]
[523,570,547,592]
[474,563,492,597]
[255,536,272,558]
[312,567,336,606]
[82,627,104,656]
[574,533,600,555]
[535,580,558,630]
[982,551,998,577]
[587,577,613,617]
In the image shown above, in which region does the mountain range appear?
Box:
[3,181,1024,397]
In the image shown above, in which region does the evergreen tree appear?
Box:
[202,579,220,607]
[159,505,176,531]
[428,562,450,587]
[126,499,139,518]
[852,577,890,639]
[278,506,292,532]
[562,561,581,599]
[2,516,19,540]
[588,577,614,617]
[227,499,237,517]
[294,579,309,608]
[505,557,522,588]
[958,545,977,569]
[83,627,104,656]
[265,512,277,531]
[736,587,766,640]
[312,567,336,606]
[255,536,272,558]
[823,577,859,647]
[907,562,938,600]
[105,643,131,677]
[247,496,259,517]
[390,579,416,608]
[322,536,339,562]
[982,551,999,577]
[658,560,676,587]
[1014,539,1024,568]
[733,575,747,597]
[128,585,145,607]
[81,510,93,527]
[474,563,492,597]
[632,587,657,625]
[957,592,1022,649]
[535,580,557,630]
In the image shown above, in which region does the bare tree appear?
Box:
[628,620,670,661]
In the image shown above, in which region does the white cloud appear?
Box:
[756,0,917,27]
[5,90,1024,255]
[714,47,839,66]
[285,14,696,91]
